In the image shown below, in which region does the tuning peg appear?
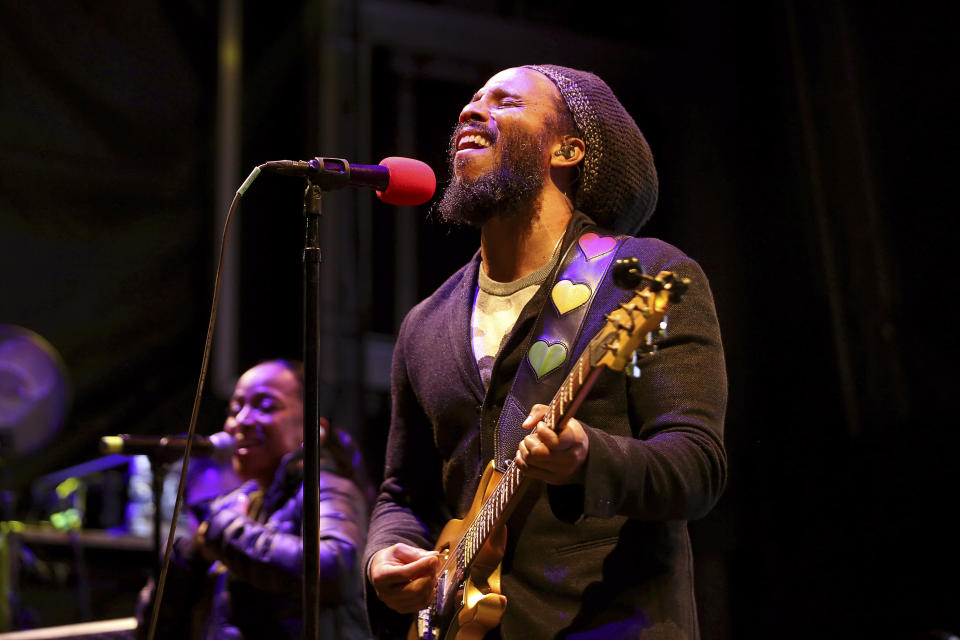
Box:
[626,350,642,378]
[603,312,633,331]
[633,329,661,358]
[612,258,644,290]
[637,342,658,357]
[662,275,691,302]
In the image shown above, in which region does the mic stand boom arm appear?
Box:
[262,157,389,191]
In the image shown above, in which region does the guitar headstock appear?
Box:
[590,263,690,374]
[611,258,689,301]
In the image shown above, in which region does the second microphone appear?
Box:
[99,432,236,463]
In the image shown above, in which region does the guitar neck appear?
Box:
[458,346,605,570]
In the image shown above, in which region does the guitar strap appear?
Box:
[493,227,627,472]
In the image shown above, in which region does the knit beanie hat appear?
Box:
[524,64,658,234]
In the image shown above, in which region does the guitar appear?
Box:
[409,264,690,640]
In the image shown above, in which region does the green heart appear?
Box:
[528,340,567,379]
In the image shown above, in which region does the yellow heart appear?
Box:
[551,279,591,315]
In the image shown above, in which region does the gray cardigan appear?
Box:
[365,212,727,640]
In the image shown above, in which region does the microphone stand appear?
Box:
[301,179,323,640]
[294,159,365,639]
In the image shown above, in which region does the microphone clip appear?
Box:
[262,157,386,192]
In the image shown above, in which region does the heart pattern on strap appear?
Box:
[578,233,617,260]
[528,340,568,379]
[551,279,591,315]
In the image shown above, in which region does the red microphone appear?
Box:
[376,156,436,206]
[261,156,436,206]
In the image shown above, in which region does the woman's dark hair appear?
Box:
[268,359,376,508]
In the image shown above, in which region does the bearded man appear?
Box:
[364,65,727,640]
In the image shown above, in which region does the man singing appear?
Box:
[365,64,727,640]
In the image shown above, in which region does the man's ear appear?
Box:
[550,136,585,167]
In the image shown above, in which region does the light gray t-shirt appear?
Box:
[471,250,561,389]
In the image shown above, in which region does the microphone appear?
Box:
[261,156,436,206]
[99,432,236,463]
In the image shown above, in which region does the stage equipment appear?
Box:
[0,326,70,458]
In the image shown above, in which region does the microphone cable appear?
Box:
[145,165,262,640]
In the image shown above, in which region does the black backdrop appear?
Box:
[1,1,957,637]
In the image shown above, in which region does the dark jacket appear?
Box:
[364,212,727,639]
[140,450,370,640]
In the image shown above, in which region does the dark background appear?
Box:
[1,1,956,637]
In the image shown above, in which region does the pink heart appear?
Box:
[578,233,617,260]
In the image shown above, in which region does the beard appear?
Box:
[435,123,549,227]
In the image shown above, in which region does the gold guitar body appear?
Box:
[408,461,509,640]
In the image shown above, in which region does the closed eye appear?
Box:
[254,395,282,413]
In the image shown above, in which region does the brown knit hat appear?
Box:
[524,64,658,234]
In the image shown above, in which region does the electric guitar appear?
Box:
[409,263,689,640]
